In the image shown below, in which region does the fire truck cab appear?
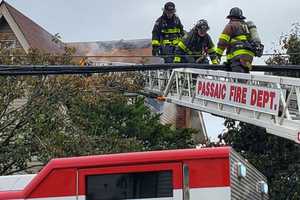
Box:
[0,147,269,200]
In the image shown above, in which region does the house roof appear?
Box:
[0,1,154,63]
[0,1,65,53]
[67,39,159,64]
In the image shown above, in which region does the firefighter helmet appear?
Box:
[195,19,210,32]
[164,2,176,12]
[227,7,246,19]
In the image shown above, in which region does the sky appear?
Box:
[6,0,300,48]
[5,0,300,139]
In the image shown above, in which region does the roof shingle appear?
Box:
[2,1,65,53]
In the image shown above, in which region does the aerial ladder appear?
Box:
[144,67,300,143]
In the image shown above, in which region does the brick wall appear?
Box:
[175,105,189,128]
[175,105,207,143]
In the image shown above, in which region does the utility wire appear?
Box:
[0,63,299,76]
[0,52,299,58]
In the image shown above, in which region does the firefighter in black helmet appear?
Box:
[174,19,219,64]
[216,7,264,73]
[152,2,184,63]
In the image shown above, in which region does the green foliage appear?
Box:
[266,22,300,77]
[0,48,196,175]
[0,47,80,174]
[68,95,195,151]
[0,76,30,174]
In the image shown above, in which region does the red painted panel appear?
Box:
[187,158,230,188]
[8,147,229,199]
[185,158,230,188]
[78,162,182,195]
[28,168,76,198]
[39,147,230,172]
[0,191,23,199]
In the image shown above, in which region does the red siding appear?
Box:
[28,168,76,198]
[187,158,230,188]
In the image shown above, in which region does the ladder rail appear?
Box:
[144,68,300,143]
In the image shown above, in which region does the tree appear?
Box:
[0,47,197,175]
[218,24,300,199]
[68,94,195,151]
[0,76,32,175]
[0,47,80,174]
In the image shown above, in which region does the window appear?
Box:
[0,40,16,49]
[86,171,173,200]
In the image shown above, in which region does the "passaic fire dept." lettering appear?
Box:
[196,80,278,111]
[197,81,226,100]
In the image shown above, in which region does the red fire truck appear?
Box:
[0,147,269,200]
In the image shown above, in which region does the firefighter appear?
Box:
[215,7,264,73]
[79,57,89,66]
[173,19,219,64]
[79,57,92,77]
[152,2,184,63]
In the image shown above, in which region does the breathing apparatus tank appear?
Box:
[246,21,261,43]
[246,21,264,57]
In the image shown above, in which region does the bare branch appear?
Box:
[6,164,45,175]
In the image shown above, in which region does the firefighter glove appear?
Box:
[211,57,220,64]
[152,46,161,56]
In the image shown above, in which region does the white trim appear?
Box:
[0,3,30,52]
[27,196,77,200]
[26,195,174,200]
[23,190,183,200]
[10,187,230,200]
[190,187,231,200]
[173,189,182,200]
[77,196,85,200]
[0,174,36,191]
[123,198,173,200]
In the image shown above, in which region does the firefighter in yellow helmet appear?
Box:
[152,2,184,63]
[173,19,219,64]
[215,7,264,73]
